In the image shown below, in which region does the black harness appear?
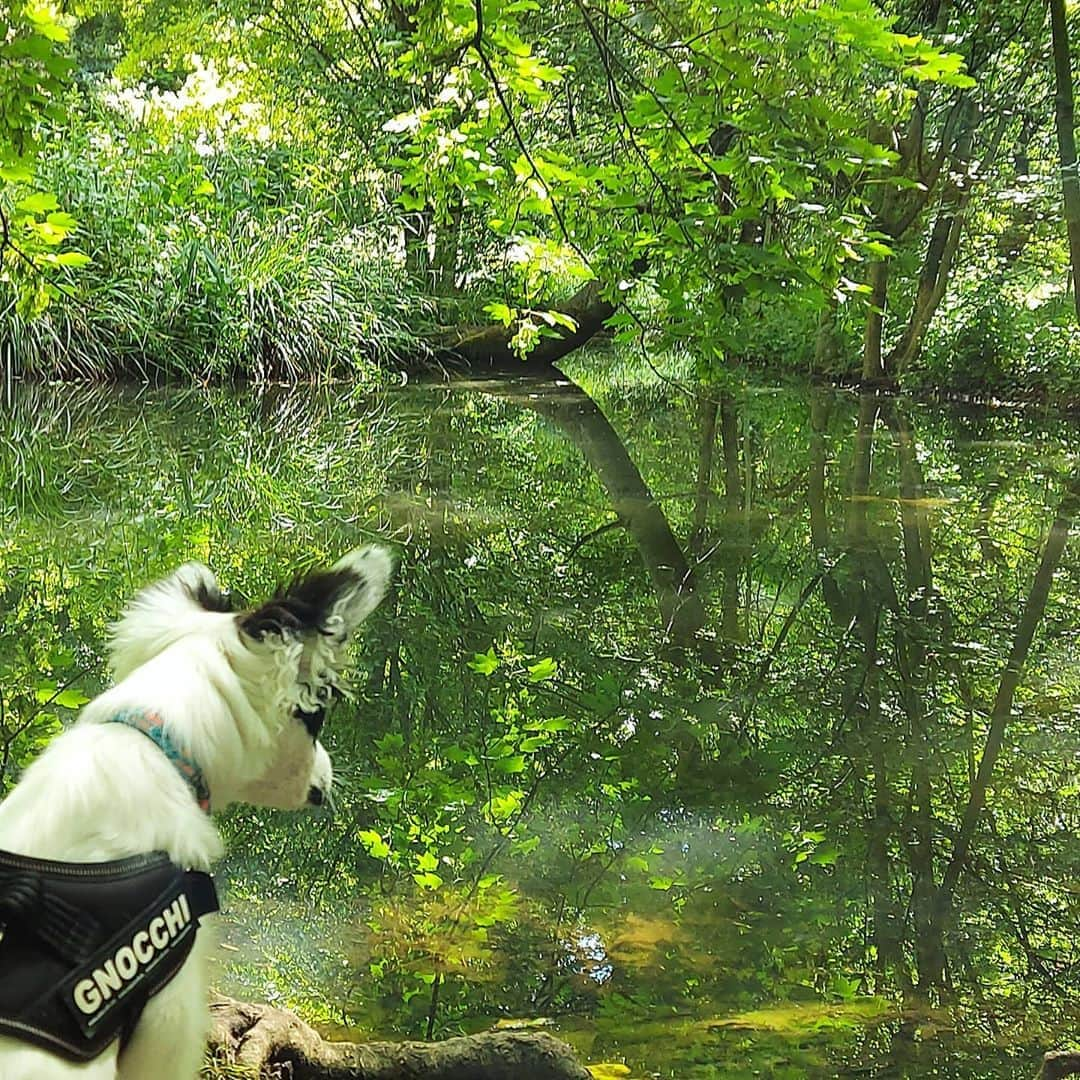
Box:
[0,849,218,1061]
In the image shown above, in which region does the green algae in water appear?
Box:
[707,997,895,1034]
[554,999,892,1079]
[555,998,1049,1078]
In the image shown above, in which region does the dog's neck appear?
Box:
[104,708,212,813]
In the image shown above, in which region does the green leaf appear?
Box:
[50,251,91,268]
[0,162,33,183]
[527,657,558,682]
[483,302,516,327]
[54,688,90,709]
[489,791,523,821]
[26,8,69,42]
[468,648,499,675]
[528,717,571,732]
[512,834,540,855]
[445,743,479,765]
[15,191,58,215]
[413,871,444,889]
[536,309,578,333]
[358,830,390,859]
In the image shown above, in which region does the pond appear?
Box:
[2,362,1080,1078]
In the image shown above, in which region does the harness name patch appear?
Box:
[0,849,218,1062]
[66,888,194,1031]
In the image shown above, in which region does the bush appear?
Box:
[1,105,432,381]
[916,283,1080,399]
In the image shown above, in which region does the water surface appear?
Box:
[2,369,1079,1077]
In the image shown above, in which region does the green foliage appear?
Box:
[0,2,87,316]
[912,150,1080,398]
[41,0,996,385]
[377,0,975,359]
[920,286,1080,398]
[0,0,1064,393]
[0,554,108,795]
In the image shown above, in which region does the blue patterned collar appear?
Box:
[105,708,211,814]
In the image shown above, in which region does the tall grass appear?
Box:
[1,105,433,382]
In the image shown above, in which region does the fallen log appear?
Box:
[207,996,592,1080]
[426,279,618,372]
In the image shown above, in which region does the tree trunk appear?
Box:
[432,200,463,296]
[808,391,831,552]
[507,381,706,643]
[689,394,719,556]
[1041,1051,1080,1079]
[846,394,878,542]
[813,297,841,373]
[809,391,852,624]
[867,699,905,984]
[888,108,1008,371]
[1050,0,1080,324]
[207,997,591,1080]
[857,0,956,382]
[404,210,432,286]
[719,394,743,641]
[861,260,890,381]
[891,212,964,373]
[888,104,977,372]
[889,406,945,993]
[854,590,902,983]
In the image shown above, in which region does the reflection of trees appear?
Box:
[493,381,706,645]
[485,379,773,654]
[929,471,1080,978]
[810,392,907,984]
[717,394,747,642]
[804,392,1080,1000]
[689,395,717,558]
[8,378,1080,1054]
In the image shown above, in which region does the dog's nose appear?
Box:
[307,785,325,807]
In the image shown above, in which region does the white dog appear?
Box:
[0,546,392,1080]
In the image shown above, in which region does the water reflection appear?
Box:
[1,373,1078,1076]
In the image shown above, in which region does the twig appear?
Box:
[568,518,623,558]
[470,0,589,266]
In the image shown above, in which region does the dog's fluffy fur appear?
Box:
[0,546,393,1080]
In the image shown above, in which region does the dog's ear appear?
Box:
[111,562,232,679]
[322,546,396,634]
[240,545,394,643]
